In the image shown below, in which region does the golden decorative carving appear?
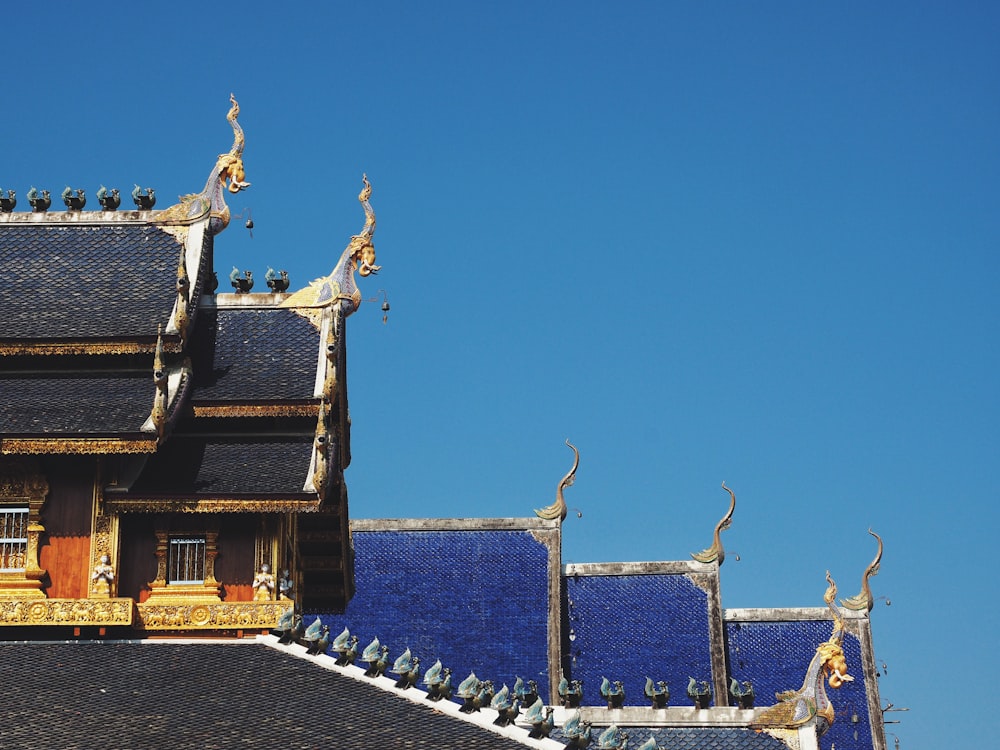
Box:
[155,94,250,232]
[691,482,736,565]
[535,440,579,522]
[104,497,324,514]
[191,404,320,418]
[312,401,330,497]
[252,564,275,601]
[1,438,158,455]
[150,326,167,442]
[282,175,379,325]
[752,573,853,734]
[0,341,177,357]
[91,554,115,598]
[136,601,290,631]
[146,531,221,603]
[0,597,133,626]
[0,457,48,598]
[841,528,882,612]
[173,243,190,344]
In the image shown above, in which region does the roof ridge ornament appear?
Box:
[155,93,249,235]
[840,528,883,613]
[690,481,736,565]
[27,187,51,212]
[534,439,579,522]
[0,189,15,212]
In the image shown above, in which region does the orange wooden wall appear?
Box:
[38,457,95,600]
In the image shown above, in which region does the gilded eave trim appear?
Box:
[1,437,157,455]
[190,402,320,418]
[0,340,182,356]
[103,495,325,513]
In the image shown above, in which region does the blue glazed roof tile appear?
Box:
[312,528,551,693]
[565,573,713,706]
[726,619,872,750]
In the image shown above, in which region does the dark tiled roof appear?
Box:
[189,307,320,401]
[0,372,151,434]
[127,435,316,494]
[0,224,182,340]
[0,641,534,750]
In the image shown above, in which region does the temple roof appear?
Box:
[1,371,152,435]
[189,304,321,403]
[0,640,532,750]
[0,217,188,344]
[121,434,317,496]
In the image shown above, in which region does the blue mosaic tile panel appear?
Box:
[726,620,873,750]
[564,573,712,707]
[308,528,551,696]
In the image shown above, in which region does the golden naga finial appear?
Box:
[751,572,853,734]
[691,482,736,565]
[281,174,380,321]
[534,439,579,522]
[217,93,250,194]
[348,174,379,277]
[841,528,883,612]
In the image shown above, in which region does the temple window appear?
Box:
[168,537,207,584]
[0,507,28,571]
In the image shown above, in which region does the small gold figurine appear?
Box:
[252,563,275,601]
[91,554,115,598]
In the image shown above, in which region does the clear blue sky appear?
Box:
[5,3,996,747]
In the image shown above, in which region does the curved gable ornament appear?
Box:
[0,457,49,599]
[281,175,379,326]
[155,93,251,236]
[690,482,736,565]
[751,572,853,739]
[534,439,579,522]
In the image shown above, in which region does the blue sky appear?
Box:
[5,3,997,747]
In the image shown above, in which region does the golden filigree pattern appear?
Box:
[0,341,175,357]
[136,601,290,630]
[1,439,158,455]
[191,404,320,418]
[0,598,133,626]
[104,497,324,514]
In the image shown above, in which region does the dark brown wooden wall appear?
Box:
[118,514,258,602]
[38,456,95,600]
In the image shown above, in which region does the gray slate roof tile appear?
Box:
[127,436,316,494]
[0,224,183,340]
[0,372,151,434]
[190,307,320,401]
[0,641,533,750]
